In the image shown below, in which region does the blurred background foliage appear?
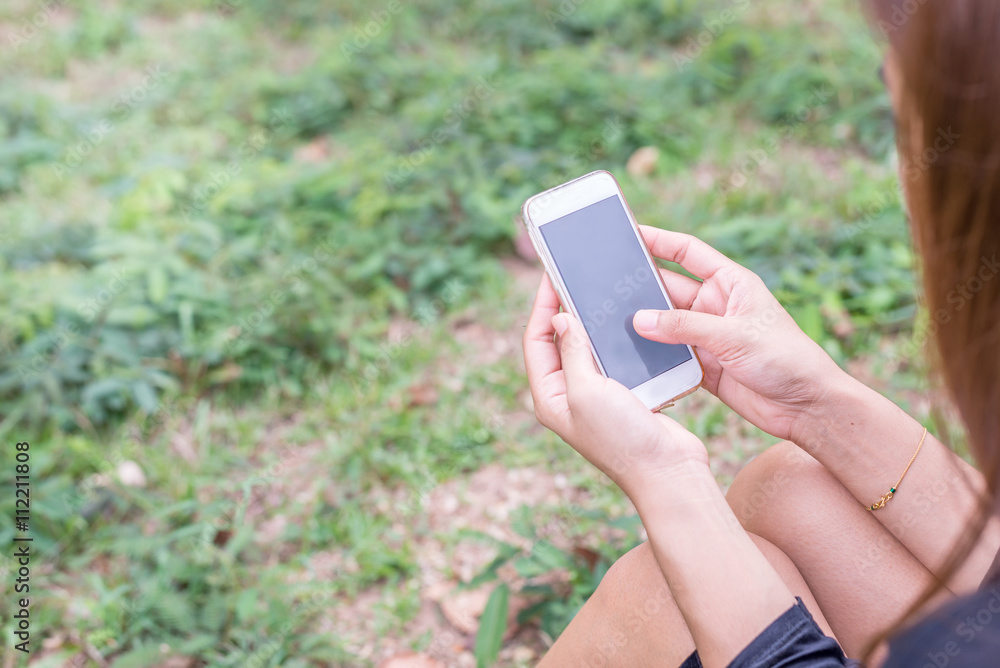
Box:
[0,0,923,666]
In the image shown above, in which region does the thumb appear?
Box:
[633,308,732,350]
[552,312,599,385]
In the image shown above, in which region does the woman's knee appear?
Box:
[726,440,832,535]
[592,442,833,619]
[596,541,667,605]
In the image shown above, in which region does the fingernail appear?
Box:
[633,310,657,332]
[552,313,569,336]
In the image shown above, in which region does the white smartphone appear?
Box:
[521,170,703,411]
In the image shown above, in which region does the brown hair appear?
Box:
[862,0,1000,660]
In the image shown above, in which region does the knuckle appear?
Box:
[667,310,687,336]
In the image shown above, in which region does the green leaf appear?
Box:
[147,265,168,304]
[132,381,158,414]
[530,540,575,571]
[474,584,509,668]
[516,598,549,625]
[792,301,824,342]
[510,505,536,540]
[105,305,159,327]
[513,556,548,578]
[236,587,258,623]
[109,643,164,668]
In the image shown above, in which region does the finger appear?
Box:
[552,312,600,388]
[632,308,734,350]
[639,225,742,281]
[523,275,563,387]
[658,267,702,310]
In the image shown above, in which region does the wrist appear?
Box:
[789,368,870,453]
[627,457,717,513]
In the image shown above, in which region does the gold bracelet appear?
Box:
[866,427,928,511]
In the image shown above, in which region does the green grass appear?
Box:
[0,0,948,666]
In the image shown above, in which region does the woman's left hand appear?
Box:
[523,275,709,498]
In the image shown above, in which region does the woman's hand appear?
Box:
[632,226,846,442]
[525,274,804,668]
[523,275,708,498]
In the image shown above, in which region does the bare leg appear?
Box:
[538,440,993,666]
[725,441,958,657]
[537,533,835,668]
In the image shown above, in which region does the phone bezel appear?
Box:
[521,170,704,411]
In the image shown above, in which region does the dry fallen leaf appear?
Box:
[171,429,198,463]
[440,586,491,634]
[514,227,538,263]
[151,657,196,668]
[293,136,330,163]
[407,382,439,407]
[116,460,147,488]
[377,652,445,668]
[626,146,660,177]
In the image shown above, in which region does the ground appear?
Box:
[0,1,959,666]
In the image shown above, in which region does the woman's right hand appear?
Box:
[634,226,848,443]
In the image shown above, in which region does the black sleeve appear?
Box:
[881,586,1000,668]
[695,597,860,668]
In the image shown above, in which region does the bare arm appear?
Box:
[523,282,824,666]
[793,376,1000,591]
[633,227,1000,591]
[633,462,797,667]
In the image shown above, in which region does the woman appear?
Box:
[522,1,1000,665]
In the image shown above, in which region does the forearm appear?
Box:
[792,374,997,589]
[634,462,796,668]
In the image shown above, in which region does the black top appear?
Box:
[677,551,1000,668]
[678,597,861,668]
[882,551,1000,668]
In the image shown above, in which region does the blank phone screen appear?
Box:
[540,195,693,389]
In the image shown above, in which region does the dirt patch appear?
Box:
[328,462,613,667]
